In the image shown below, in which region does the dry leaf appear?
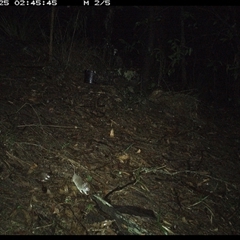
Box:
[31,195,38,203]
[65,208,73,218]
[63,185,69,193]
[59,185,69,195]
[110,128,114,138]
[48,107,54,113]
[163,220,172,226]
[182,217,188,224]
[118,153,129,163]
[136,149,141,154]
[53,207,60,215]
[27,163,38,174]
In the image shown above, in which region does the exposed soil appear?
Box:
[0,39,240,235]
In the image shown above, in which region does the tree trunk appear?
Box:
[49,7,55,63]
[141,7,156,93]
[180,6,187,89]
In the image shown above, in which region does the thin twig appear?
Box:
[17,124,79,129]
[6,151,32,167]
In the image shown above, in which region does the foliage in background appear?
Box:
[0,6,239,106]
[0,8,44,42]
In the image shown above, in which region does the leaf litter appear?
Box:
[0,41,240,235]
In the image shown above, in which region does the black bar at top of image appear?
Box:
[8,1,233,7]
[56,0,162,6]
[7,0,167,7]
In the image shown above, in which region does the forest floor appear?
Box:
[0,39,240,235]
